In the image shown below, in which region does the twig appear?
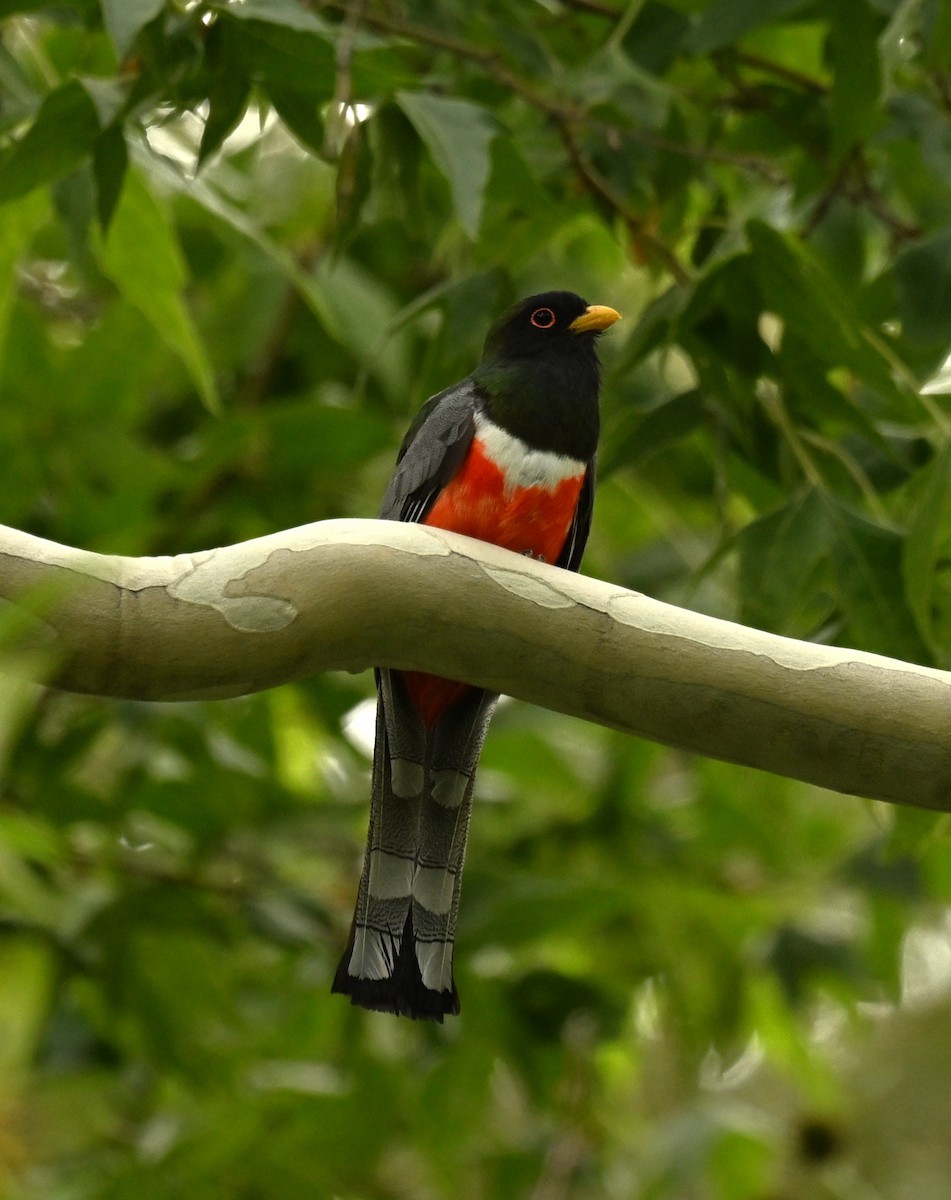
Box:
[316,1,796,190]
[734,50,827,95]
[316,3,562,115]
[313,4,691,276]
[323,0,365,160]
[759,384,827,492]
[557,118,691,283]
[555,0,624,18]
[313,6,923,271]
[585,116,787,184]
[799,428,889,521]
[806,148,923,247]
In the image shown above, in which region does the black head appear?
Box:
[474,290,620,458]
[481,291,619,365]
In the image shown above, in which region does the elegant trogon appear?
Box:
[332,290,620,1020]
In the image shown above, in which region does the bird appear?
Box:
[332,290,621,1021]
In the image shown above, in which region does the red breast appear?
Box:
[423,435,584,563]
[404,424,587,726]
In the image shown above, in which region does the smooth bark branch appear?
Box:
[1,518,949,810]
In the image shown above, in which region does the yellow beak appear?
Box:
[568,304,622,334]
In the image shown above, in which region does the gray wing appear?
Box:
[379,379,481,524]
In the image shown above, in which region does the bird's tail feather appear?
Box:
[332,672,497,1021]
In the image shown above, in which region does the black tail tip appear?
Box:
[332,912,460,1022]
[331,970,460,1022]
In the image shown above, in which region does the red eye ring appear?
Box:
[530,307,557,329]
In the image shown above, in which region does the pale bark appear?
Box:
[1,517,949,810]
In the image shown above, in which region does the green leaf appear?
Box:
[92,122,127,229]
[464,868,630,947]
[0,0,61,13]
[737,488,833,634]
[219,10,336,94]
[76,75,127,128]
[100,0,164,56]
[52,168,97,276]
[97,169,220,413]
[903,441,951,650]
[0,80,100,205]
[0,190,47,364]
[777,333,894,452]
[688,0,810,54]
[893,228,951,355]
[212,0,339,36]
[566,43,669,128]
[681,252,769,377]
[747,220,907,401]
[0,837,63,927]
[623,2,692,74]
[828,0,882,160]
[923,0,951,72]
[197,20,252,166]
[601,389,705,477]
[139,153,410,400]
[396,91,496,237]
[130,929,236,1071]
[307,255,410,399]
[198,69,251,166]
[259,402,391,475]
[825,497,932,663]
[267,86,325,154]
[332,125,372,248]
[0,37,39,128]
[615,282,687,371]
[748,220,858,358]
[0,935,55,1072]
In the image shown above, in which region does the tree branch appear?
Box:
[2,519,950,811]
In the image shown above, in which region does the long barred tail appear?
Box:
[332,671,498,1021]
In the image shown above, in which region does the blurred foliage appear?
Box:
[1,0,951,1197]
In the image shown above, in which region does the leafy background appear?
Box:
[1,1,951,1197]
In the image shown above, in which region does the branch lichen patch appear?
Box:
[168,552,298,633]
[481,564,576,609]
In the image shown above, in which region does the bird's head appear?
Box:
[474,291,620,458]
[480,291,621,366]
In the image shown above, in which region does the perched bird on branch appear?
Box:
[332,290,620,1020]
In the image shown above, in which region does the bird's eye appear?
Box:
[530,307,557,329]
